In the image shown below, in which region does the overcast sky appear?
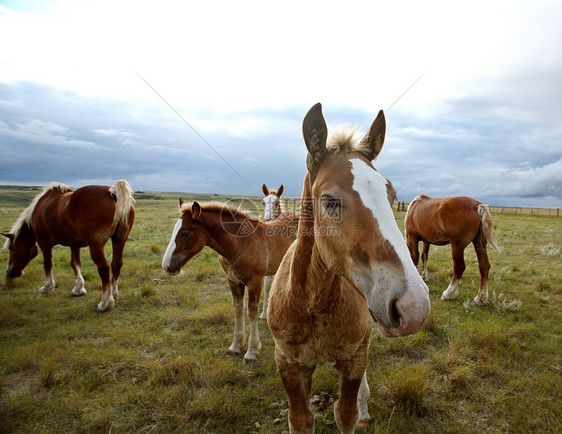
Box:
[0,0,561,207]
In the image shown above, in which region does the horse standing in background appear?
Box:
[260,183,294,319]
[2,181,135,312]
[404,195,502,305]
[262,183,285,222]
[162,199,298,362]
[268,103,430,433]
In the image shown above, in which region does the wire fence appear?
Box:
[394,201,560,217]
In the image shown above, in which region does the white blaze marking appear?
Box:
[162,219,182,270]
[263,194,277,221]
[350,158,420,297]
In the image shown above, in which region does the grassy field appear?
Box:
[0,186,560,433]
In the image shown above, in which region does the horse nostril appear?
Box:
[389,299,401,328]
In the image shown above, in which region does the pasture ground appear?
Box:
[0,186,560,433]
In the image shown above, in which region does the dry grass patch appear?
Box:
[1,190,561,433]
[382,362,430,415]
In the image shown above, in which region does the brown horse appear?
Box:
[260,183,292,320]
[405,195,501,306]
[162,199,299,362]
[268,103,430,433]
[2,181,135,312]
[262,183,285,222]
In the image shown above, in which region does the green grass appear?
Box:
[0,186,561,433]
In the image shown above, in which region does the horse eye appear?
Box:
[180,230,190,238]
[321,195,342,219]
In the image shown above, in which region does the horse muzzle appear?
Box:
[163,256,183,276]
[365,265,431,338]
[6,266,23,279]
[374,279,431,338]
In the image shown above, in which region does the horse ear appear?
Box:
[358,110,386,161]
[1,232,14,239]
[192,201,202,220]
[178,198,185,207]
[262,184,269,196]
[303,103,328,171]
[277,185,284,196]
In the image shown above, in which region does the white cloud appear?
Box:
[0,118,94,148]
[0,1,561,207]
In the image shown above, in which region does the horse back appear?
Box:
[408,196,482,245]
[34,186,120,246]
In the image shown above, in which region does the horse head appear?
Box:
[302,103,430,337]
[2,224,38,279]
[262,183,284,222]
[161,199,208,275]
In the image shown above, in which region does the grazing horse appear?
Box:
[162,199,299,362]
[2,181,135,312]
[268,103,430,433]
[404,195,502,306]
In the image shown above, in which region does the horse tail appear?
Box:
[109,180,135,226]
[477,204,502,253]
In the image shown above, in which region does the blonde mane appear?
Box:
[3,183,71,248]
[180,201,260,222]
[326,125,365,153]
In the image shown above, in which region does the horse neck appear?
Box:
[200,211,258,261]
[17,222,37,246]
[290,174,341,308]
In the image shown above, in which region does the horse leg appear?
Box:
[276,352,315,433]
[244,276,263,362]
[334,360,367,433]
[227,279,245,356]
[441,243,466,301]
[110,236,126,299]
[421,242,430,280]
[38,245,55,293]
[356,370,371,429]
[89,244,114,312]
[70,246,86,296]
[472,236,490,306]
[259,274,273,320]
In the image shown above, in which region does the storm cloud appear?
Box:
[1,80,560,207]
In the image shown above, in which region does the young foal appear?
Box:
[268,103,430,433]
[162,199,298,362]
[262,183,284,222]
[2,181,135,312]
[260,183,287,320]
[405,195,502,305]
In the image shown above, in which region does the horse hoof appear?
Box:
[244,353,258,363]
[71,288,87,296]
[227,348,240,356]
[39,286,50,294]
[357,418,371,430]
[97,300,115,312]
[471,298,487,306]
